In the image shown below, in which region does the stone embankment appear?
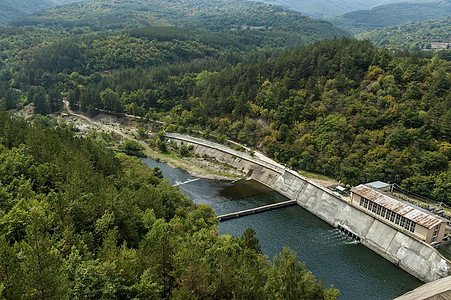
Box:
[165,133,284,188]
[275,169,451,283]
[164,133,451,283]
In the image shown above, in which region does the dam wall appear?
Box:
[164,133,283,188]
[274,169,451,283]
[164,133,451,282]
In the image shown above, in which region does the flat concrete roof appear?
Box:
[351,185,445,229]
[335,185,346,192]
[394,276,451,300]
[365,181,390,189]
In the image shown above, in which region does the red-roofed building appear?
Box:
[430,42,450,49]
[351,184,450,245]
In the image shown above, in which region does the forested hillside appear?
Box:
[0,112,338,299]
[357,18,451,50]
[251,0,410,19]
[0,0,86,24]
[2,0,449,297]
[329,0,451,34]
[34,38,448,204]
[9,0,349,43]
[0,1,357,297]
[0,0,449,209]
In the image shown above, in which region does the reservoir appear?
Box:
[143,158,422,299]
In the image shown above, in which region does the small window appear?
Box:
[390,212,395,222]
[360,197,364,206]
[410,222,416,232]
[368,202,373,211]
[364,198,368,208]
[372,203,377,213]
[381,207,386,218]
[385,210,391,220]
[395,214,401,225]
[400,217,406,227]
[405,219,411,230]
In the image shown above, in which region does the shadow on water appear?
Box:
[220,178,273,199]
[142,158,423,300]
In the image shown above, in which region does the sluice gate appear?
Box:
[337,224,361,242]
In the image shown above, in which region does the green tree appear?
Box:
[101,88,123,113]
[241,227,261,254]
[21,204,68,299]
[265,248,339,300]
[4,88,21,110]
[0,236,23,300]
[47,88,62,112]
[67,87,80,110]
[32,87,50,115]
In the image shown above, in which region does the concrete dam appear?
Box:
[164,133,451,283]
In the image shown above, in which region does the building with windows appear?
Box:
[351,184,450,245]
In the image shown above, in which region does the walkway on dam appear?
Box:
[164,133,286,174]
[217,199,297,221]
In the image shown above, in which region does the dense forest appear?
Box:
[0,0,86,24]
[0,18,450,203]
[357,18,451,51]
[9,0,349,43]
[0,0,450,297]
[0,112,338,299]
[0,1,356,298]
[21,37,447,204]
[329,0,451,34]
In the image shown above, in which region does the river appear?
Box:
[143,158,422,299]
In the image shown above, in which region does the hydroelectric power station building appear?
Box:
[351,183,450,245]
[165,133,451,282]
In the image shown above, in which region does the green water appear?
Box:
[143,158,422,299]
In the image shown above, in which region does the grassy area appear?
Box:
[438,248,451,261]
[296,169,339,184]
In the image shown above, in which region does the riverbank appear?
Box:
[59,105,341,187]
[60,104,244,181]
[143,157,423,300]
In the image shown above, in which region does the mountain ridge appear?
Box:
[357,17,451,50]
[329,0,451,34]
[248,0,421,19]
[8,0,351,47]
[0,0,87,24]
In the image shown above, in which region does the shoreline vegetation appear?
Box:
[62,103,245,181]
[0,110,340,300]
[59,104,340,186]
[51,106,451,220]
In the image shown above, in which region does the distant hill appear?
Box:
[357,17,451,50]
[0,0,86,24]
[329,0,451,34]
[8,0,350,47]
[248,0,414,19]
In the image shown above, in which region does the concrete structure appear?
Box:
[217,199,296,221]
[274,170,451,282]
[165,133,284,188]
[164,133,451,282]
[430,42,451,50]
[351,184,450,245]
[394,275,451,300]
[364,180,391,192]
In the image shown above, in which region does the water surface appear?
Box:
[143,158,422,299]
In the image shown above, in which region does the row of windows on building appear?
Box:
[359,197,416,233]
